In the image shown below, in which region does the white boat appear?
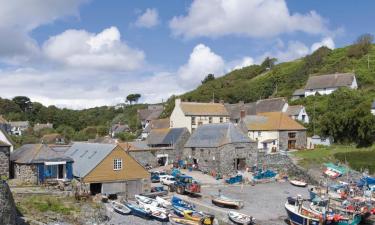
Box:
[212,195,244,209]
[290,180,307,187]
[228,211,254,225]
[110,201,131,215]
[156,196,172,208]
[135,194,159,207]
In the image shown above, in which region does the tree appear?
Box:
[261,57,277,70]
[12,96,32,112]
[56,125,75,141]
[126,94,141,105]
[347,33,374,58]
[201,74,215,84]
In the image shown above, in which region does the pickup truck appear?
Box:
[160,175,176,186]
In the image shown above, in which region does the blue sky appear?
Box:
[0,0,374,109]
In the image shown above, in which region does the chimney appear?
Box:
[240,110,246,120]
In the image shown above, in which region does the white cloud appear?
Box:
[170,0,328,39]
[310,37,335,52]
[177,44,225,89]
[0,0,87,63]
[134,8,160,28]
[43,26,145,71]
[231,57,255,70]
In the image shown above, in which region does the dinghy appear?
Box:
[135,195,159,207]
[212,195,244,209]
[110,201,131,215]
[171,196,195,210]
[290,180,307,187]
[156,196,172,208]
[169,214,200,225]
[183,210,215,225]
[123,201,151,219]
[228,211,254,225]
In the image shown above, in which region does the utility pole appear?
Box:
[313,99,316,135]
[368,54,370,70]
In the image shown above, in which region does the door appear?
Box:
[288,140,296,149]
[58,164,64,179]
[90,183,102,195]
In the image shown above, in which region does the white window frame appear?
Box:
[113,159,123,171]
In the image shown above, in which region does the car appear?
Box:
[160,175,176,186]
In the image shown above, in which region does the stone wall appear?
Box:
[279,130,307,150]
[174,129,191,159]
[183,142,258,175]
[14,164,38,184]
[0,146,10,178]
[0,181,16,225]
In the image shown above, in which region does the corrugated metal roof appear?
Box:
[64,142,116,178]
[185,123,253,148]
[180,102,229,116]
[305,73,355,90]
[242,112,306,131]
[11,144,73,164]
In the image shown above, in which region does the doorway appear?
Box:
[234,158,246,170]
[157,154,168,166]
[288,140,296,149]
[90,183,102,195]
[58,164,64,179]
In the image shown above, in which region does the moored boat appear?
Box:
[212,195,244,209]
[110,201,131,215]
[228,211,254,225]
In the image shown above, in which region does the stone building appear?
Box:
[240,112,307,153]
[0,142,11,178]
[183,123,257,175]
[10,144,73,184]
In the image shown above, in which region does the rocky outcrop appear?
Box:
[0,180,17,225]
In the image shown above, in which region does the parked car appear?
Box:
[160,175,176,186]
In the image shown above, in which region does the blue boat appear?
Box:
[171,196,195,210]
[172,205,189,217]
[124,201,151,219]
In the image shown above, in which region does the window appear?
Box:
[272,140,276,145]
[191,116,196,125]
[288,132,296,138]
[258,131,262,137]
[113,159,122,170]
[302,115,306,122]
[219,117,223,123]
[209,117,212,123]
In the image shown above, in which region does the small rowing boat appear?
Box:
[212,195,244,209]
[228,211,254,225]
[123,201,151,219]
[290,180,307,187]
[169,214,200,225]
[110,201,131,215]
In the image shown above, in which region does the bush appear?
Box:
[347,33,373,58]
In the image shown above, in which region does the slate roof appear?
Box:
[305,73,355,90]
[143,118,170,133]
[119,141,149,151]
[64,142,116,178]
[242,112,306,131]
[224,102,256,120]
[147,128,188,146]
[180,102,229,116]
[185,123,254,148]
[9,121,29,128]
[11,144,73,164]
[286,105,303,116]
[255,98,287,114]
[292,89,305,96]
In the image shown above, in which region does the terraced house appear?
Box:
[170,99,230,133]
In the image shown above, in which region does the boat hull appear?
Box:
[212,199,242,209]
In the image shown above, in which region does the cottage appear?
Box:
[41,133,66,145]
[9,121,29,136]
[240,112,307,153]
[170,99,230,133]
[10,144,73,184]
[0,141,11,178]
[110,123,130,138]
[291,89,305,100]
[224,102,256,124]
[307,135,333,149]
[304,73,357,97]
[255,98,288,113]
[286,105,309,123]
[141,118,170,139]
[33,123,53,132]
[183,123,257,174]
[137,105,164,129]
[0,128,14,152]
[64,143,150,196]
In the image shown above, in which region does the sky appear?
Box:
[0,0,374,109]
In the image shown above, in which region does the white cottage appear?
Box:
[286,105,309,123]
[170,99,230,133]
[304,73,358,97]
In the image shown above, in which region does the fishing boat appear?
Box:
[169,214,200,225]
[212,195,244,209]
[156,196,172,208]
[171,196,195,210]
[228,211,254,225]
[110,201,131,215]
[123,201,151,219]
[290,180,307,187]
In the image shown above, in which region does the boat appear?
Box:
[123,201,151,219]
[228,211,254,225]
[212,195,244,209]
[290,180,307,187]
[183,210,215,225]
[172,196,195,210]
[156,196,172,208]
[135,195,159,207]
[145,207,169,222]
[169,214,200,225]
[173,205,190,217]
[141,186,168,198]
[110,201,131,215]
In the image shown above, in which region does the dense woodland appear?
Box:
[2,35,375,147]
